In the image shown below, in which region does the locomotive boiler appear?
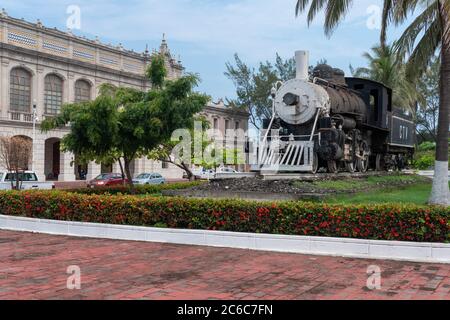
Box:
[255,50,415,174]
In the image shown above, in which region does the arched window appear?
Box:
[74,80,91,102]
[10,68,32,112]
[44,74,63,115]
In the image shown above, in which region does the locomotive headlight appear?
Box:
[282,92,299,106]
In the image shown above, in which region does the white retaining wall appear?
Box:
[0,214,449,263]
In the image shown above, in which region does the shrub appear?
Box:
[418,141,436,152]
[0,191,448,243]
[66,181,205,195]
[413,154,435,170]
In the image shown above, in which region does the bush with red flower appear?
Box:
[0,190,448,243]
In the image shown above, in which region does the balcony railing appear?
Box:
[8,111,34,123]
[2,111,71,129]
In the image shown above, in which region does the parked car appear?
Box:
[183,168,216,180]
[198,169,215,180]
[216,167,240,174]
[133,173,165,185]
[87,173,129,188]
[0,171,55,190]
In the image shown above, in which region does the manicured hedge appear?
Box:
[0,191,449,243]
[65,181,205,195]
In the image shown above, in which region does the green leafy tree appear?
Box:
[201,146,245,172]
[296,0,450,205]
[148,117,212,181]
[42,55,208,186]
[41,94,123,175]
[146,54,167,88]
[224,54,296,129]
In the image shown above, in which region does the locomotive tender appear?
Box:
[255,50,415,174]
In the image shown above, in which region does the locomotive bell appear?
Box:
[274,50,330,125]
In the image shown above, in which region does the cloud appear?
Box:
[63,0,384,61]
[2,0,385,61]
[2,0,392,99]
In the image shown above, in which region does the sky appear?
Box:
[1,0,414,101]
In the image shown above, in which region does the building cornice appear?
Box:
[203,105,249,119]
[0,42,149,82]
[0,13,183,76]
[0,15,149,61]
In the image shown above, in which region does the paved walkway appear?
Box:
[0,230,448,300]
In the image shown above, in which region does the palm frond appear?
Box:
[393,0,435,25]
[394,3,439,57]
[380,0,394,47]
[295,0,311,16]
[406,18,442,80]
[323,0,353,36]
[306,0,328,26]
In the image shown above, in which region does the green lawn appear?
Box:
[293,174,428,193]
[324,183,433,205]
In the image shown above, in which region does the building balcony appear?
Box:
[8,111,34,123]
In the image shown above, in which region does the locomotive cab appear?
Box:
[345,78,392,130]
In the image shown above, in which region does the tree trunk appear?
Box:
[123,157,134,188]
[9,167,14,189]
[117,157,125,185]
[15,169,20,190]
[16,169,22,190]
[177,161,194,181]
[429,1,450,205]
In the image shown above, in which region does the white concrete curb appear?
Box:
[0,214,449,264]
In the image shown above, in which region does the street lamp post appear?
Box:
[32,100,37,172]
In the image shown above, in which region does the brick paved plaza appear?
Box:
[0,230,449,300]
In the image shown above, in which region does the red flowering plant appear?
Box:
[0,191,448,243]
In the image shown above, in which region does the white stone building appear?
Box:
[199,100,250,172]
[0,11,248,182]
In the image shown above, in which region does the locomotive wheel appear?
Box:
[311,152,319,174]
[356,141,370,173]
[345,161,357,173]
[327,160,338,174]
[376,154,387,172]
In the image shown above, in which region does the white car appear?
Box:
[133,173,166,185]
[183,168,216,180]
[216,167,240,174]
[199,169,216,180]
[0,171,55,190]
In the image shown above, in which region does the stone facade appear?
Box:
[0,11,248,181]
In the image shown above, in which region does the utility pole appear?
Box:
[32,100,37,172]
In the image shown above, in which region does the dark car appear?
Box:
[87,173,129,188]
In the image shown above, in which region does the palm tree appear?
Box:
[351,43,422,111]
[296,0,450,205]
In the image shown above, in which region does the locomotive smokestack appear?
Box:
[295,50,309,81]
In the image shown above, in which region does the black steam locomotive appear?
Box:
[257,59,415,174]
